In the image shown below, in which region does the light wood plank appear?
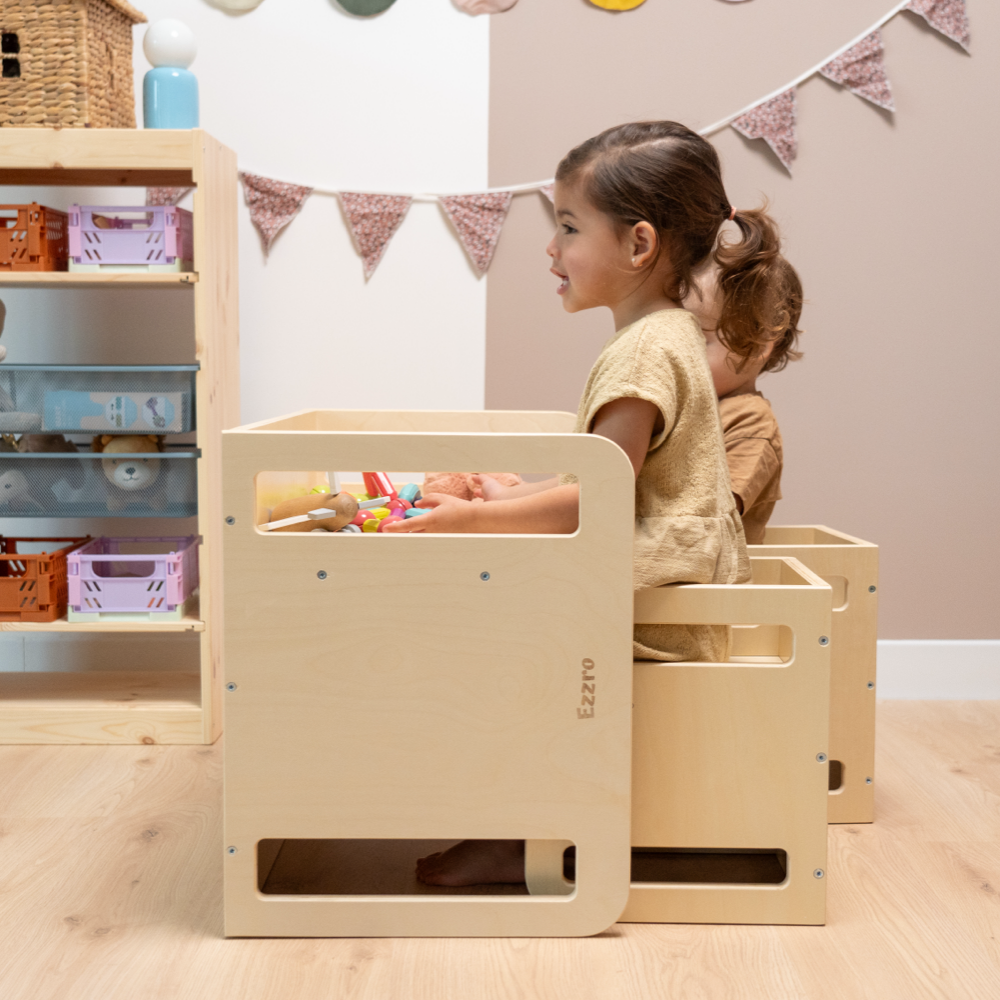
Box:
[0,671,201,744]
[0,702,996,999]
[0,596,204,632]
[0,272,197,287]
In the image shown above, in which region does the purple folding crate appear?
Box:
[67,536,201,622]
[68,204,194,272]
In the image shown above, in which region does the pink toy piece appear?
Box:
[377,516,403,532]
[351,510,376,527]
[68,204,194,266]
[389,498,412,513]
[67,535,200,615]
[363,472,397,501]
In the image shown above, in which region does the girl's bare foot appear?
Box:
[416,839,525,886]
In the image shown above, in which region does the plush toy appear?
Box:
[91,434,166,512]
[17,434,78,454]
[0,433,86,511]
[422,471,522,501]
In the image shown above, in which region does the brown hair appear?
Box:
[761,255,804,373]
[555,121,788,368]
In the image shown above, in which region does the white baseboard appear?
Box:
[877,641,1000,699]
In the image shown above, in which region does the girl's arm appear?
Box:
[383,397,659,533]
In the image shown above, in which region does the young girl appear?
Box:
[684,255,803,542]
[384,121,788,885]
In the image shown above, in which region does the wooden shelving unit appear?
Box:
[0,129,238,745]
[0,272,198,287]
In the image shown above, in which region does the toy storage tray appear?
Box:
[0,203,68,272]
[0,365,198,435]
[68,204,194,272]
[67,535,200,622]
[0,536,90,622]
[0,450,200,518]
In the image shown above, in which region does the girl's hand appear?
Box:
[380,493,482,533]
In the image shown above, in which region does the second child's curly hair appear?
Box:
[761,255,804,373]
[556,121,792,370]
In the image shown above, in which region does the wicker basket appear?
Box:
[0,1,147,129]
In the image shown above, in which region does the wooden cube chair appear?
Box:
[622,556,832,925]
[221,409,634,938]
[751,526,879,823]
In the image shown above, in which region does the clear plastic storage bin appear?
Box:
[67,535,200,622]
[0,450,199,518]
[0,365,198,435]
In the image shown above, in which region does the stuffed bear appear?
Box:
[0,433,85,512]
[422,471,523,501]
[91,434,167,512]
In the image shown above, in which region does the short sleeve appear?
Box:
[725,436,781,511]
[576,321,680,453]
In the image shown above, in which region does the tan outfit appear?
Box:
[718,392,783,545]
[567,309,750,662]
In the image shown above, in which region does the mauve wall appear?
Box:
[485,0,999,641]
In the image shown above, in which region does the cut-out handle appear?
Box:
[525,839,575,896]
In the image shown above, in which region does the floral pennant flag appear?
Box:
[145,186,194,207]
[239,172,313,255]
[906,0,970,52]
[339,193,412,279]
[820,31,895,111]
[732,89,798,173]
[439,192,513,274]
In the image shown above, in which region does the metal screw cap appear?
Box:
[225,682,237,692]
[317,570,328,580]
[866,777,873,785]
[868,585,877,593]
[480,571,490,581]
[225,516,235,526]
[226,846,238,856]
[867,682,875,690]
[816,753,828,763]
[813,868,825,879]
[819,635,830,646]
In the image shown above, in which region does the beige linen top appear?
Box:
[568,309,750,662]
[718,392,783,545]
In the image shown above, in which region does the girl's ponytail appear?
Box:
[713,205,786,371]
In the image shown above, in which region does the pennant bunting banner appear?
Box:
[439,193,514,274]
[339,193,413,278]
[145,186,194,207]
[732,90,798,172]
[235,1,970,271]
[906,0,970,52]
[239,172,313,255]
[820,31,895,111]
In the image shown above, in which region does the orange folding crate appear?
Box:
[0,204,69,272]
[0,537,90,622]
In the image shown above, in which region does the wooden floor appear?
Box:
[1,701,998,1000]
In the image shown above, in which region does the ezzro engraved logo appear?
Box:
[577,658,595,719]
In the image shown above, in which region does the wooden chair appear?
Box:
[221,409,635,938]
[621,556,832,925]
[751,526,879,823]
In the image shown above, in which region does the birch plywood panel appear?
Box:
[753,526,879,823]
[623,557,832,925]
[221,411,635,937]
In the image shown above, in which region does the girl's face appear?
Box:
[546,177,635,313]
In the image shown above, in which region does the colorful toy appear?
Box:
[263,492,391,533]
[404,506,428,518]
[363,472,397,502]
[398,482,420,503]
[377,515,403,532]
[143,20,199,130]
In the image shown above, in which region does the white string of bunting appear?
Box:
[184,0,968,279]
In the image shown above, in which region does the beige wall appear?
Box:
[486,0,999,640]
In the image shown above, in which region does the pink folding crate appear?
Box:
[68,204,194,273]
[67,536,201,622]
